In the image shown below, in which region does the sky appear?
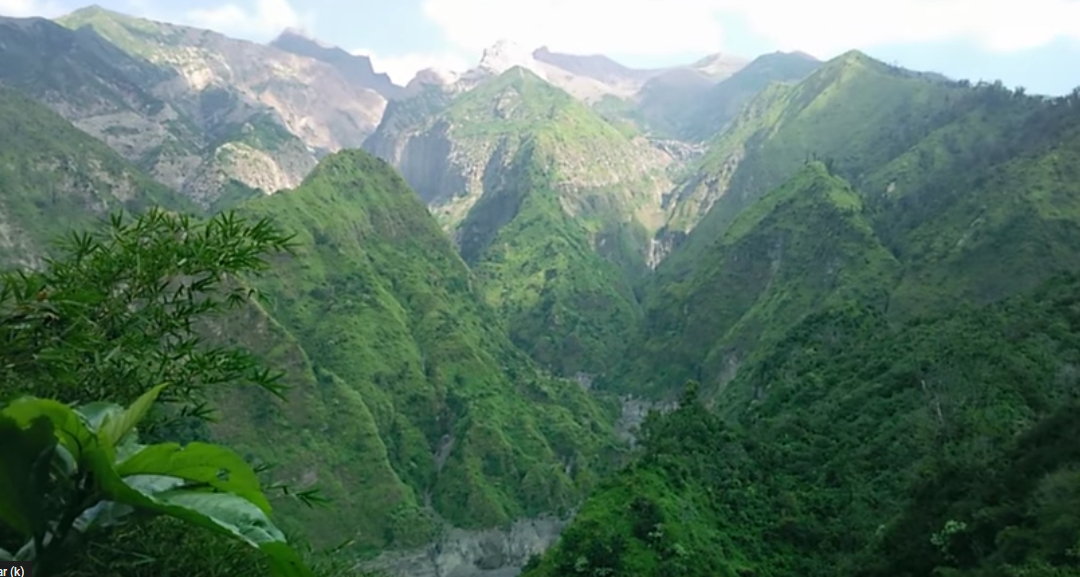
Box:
[1,0,1079,95]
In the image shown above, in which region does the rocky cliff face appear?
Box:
[365,67,673,238]
[362,516,569,577]
[270,28,403,99]
[2,6,392,206]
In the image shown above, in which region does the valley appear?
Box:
[1,5,1079,577]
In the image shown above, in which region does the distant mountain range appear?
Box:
[4,5,1079,577]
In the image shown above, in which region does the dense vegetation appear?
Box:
[220,149,622,551]
[0,208,342,575]
[4,17,1080,577]
[525,274,1080,576]
[367,67,669,377]
[524,62,1080,574]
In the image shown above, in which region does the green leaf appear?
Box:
[2,397,94,463]
[89,449,311,577]
[72,500,135,533]
[0,546,12,561]
[0,415,55,537]
[75,401,122,434]
[98,383,168,448]
[116,442,272,514]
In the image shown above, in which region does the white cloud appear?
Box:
[186,0,312,39]
[422,0,1080,58]
[0,0,63,18]
[351,47,470,85]
[717,0,1080,55]
[423,0,727,56]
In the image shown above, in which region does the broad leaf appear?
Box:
[72,500,135,533]
[0,415,54,537]
[2,397,93,462]
[89,449,312,577]
[75,401,121,434]
[0,546,11,561]
[98,383,168,449]
[116,442,272,514]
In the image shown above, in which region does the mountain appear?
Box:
[270,28,403,99]
[679,50,822,141]
[523,73,1080,577]
[525,272,1080,577]
[0,13,318,207]
[662,50,970,242]
[44,6,389,204]
[588,52,801,140]
[531,46,663,87]
[627,162,898,394]
[216,149,622,556]
[0,84,190,268]
[364,66,674,376]
[688,51,754,81]
[622,51,1080,397]
[57,6,387,149]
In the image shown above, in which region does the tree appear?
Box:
[0,208,327,575]
[0,208,295,435]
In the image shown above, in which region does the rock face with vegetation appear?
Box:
[0,7,400,208]
[0,84,188,268]
[365,67,674,377]
[3,10,1080,577]
[523,53,1080,577]
[220,149,622,553]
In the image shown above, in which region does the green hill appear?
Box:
[365,67,673,377]
[525,273,1080,577]
[219,149,621,552]
[624,162,897,395]
[663,50,969,239]
[678,51,821,142]
[524,63,1080,577]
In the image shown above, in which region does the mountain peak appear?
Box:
[478,38,547,79]
[274,27,334,49]
[269,29,403,98]
[689,52,750,80]
[60,4,125,24]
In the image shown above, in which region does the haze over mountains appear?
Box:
[2,4,1080,577]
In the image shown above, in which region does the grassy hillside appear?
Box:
[623,53,1080,396]
[461,140,644,377]
[528,67,1080,577]
[663,50,970,239]
[678,51,821,142]
[0,84,191,267]
[222,149,622,552]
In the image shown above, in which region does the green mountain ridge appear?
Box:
[523,53,1080,577]
[218,149,622,553]
[627,162,898,395]
[525,272,1080,577]
[6,21,1080,577]
[679,50,822,142]
[364,66,673,376]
